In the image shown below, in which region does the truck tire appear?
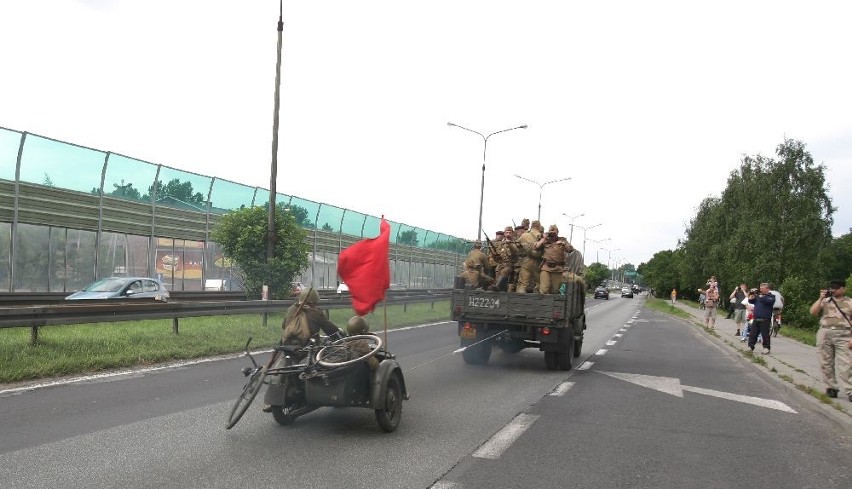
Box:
[461,339,492,365]
[573,338,583,358]
[544,351,559,370]
[558,336,574,371]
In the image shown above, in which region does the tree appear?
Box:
[144,178,205,204]
[210,204,310,299]
[584,262,609,290]
[398,230,419,247]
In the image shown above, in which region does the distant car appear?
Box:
[621,287,634,298]
[290,282,306,297]
[336,282,349,294]
[65,277,169,302]
[594,286,609,300]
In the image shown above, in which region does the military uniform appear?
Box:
[458,259,496,290]
[536,225,569,294]
[812,284,852,399]
[494,226,520,291]
[516,221,543,293]
[466,241,489,274]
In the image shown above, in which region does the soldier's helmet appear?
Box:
[531,220,541,230]
[346,315,369,335]
[521,218,530,229]
[464,258,476,269]
[472,240,482,248]
[504,225,514,233]
[298,287,319,305]
[548,224,559,234]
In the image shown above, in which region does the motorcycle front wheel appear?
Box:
[225,365,268,429]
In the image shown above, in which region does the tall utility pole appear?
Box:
[513,175,571,222]
[267,1,284,265]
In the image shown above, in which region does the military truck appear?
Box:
[450,280,586,370]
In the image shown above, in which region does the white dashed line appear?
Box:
[613,334,623,338]
[472,413,539,460]
[577,361,594,371]
[430,482,460,489]
[595,349,608,356]
[549,381,575,396]
[606,340,617,346]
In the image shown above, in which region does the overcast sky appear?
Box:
[2,0,850,268]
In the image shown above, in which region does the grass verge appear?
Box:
[0,300,451,384]
[645,298,694,320]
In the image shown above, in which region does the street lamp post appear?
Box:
[576,222,602,262]
[267,0,285,266]
[448,122,528,241]
[562,212,584,243]
[513,175,571,222]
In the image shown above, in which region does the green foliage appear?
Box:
[641,138,840,325]
[145,178,205,204]
[584,262,609,289]
[210,204,310,299]
[398,229,419,247]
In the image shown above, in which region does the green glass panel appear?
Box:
[152,167,212,211]
[287,196,321,229]
[19,135,105,192]
[362,215,382,239]
[316,203,345,233]
[209,178,257,213]
[341,211,368,237]
[0,128,23,180]
[103,153,159,203]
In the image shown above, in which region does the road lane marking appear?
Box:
[595,349,608,356]
[614,334,623,338]
[606,340,617,346]
[472,413,539,460]
[549,381,575,396]
[430,482,460,489]
[597,371,796,413]
[577,361,594,371]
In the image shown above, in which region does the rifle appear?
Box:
[482,231,501,263]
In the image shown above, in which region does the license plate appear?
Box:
[460,327,476,340]
[468,297,500,309]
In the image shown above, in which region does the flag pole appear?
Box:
[383,300,388,349]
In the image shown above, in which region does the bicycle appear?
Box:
[771,312,782,337]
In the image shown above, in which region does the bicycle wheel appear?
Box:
[225,365,268,429]
[316,335,383,368]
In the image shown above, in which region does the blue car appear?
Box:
[65,277,170,302]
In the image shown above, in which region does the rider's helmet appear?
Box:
[346,315,369,335]
[298,287,319,305]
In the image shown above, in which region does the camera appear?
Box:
[748,288,759,295]
[823,289,832,298]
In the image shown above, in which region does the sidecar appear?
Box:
[226,335,409,432]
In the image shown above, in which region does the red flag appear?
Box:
[337,218,391,316]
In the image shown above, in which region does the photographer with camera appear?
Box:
[809,279,852,401]
[747,283,775,354]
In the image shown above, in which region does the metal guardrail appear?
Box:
[0,290,453,330]
[0,291,248,306]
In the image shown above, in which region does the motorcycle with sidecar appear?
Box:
[225,333,408,432]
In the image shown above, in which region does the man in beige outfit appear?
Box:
[810,279,852,401]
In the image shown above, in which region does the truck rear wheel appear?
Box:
[461,339,492,365]
[573,338,583,358]
[544,351,559,370]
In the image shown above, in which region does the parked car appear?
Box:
[336,282,349,294]
[594,286,609,300]
[290,282,306,297]
[621,287,634,298]
[65,277,169,302]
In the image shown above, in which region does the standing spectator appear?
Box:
[698,292,706,310]
[698,283,720,329]
[670,288,677,305]
[809,279,852,400]
[730,283,748,336]
[747,283,776,354]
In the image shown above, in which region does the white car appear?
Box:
[336,282,349,294]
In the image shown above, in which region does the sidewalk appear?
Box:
[668,300,851,422]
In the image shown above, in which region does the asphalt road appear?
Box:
[1,295,849,488]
